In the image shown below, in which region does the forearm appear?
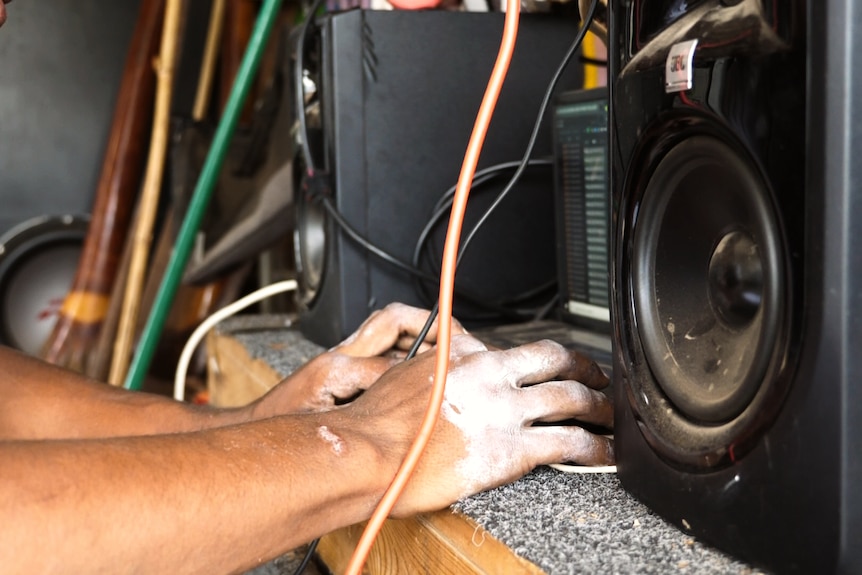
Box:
[0,411,390,574]
[0,346,249,440]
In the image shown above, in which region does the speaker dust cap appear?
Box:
[632,135,783,425]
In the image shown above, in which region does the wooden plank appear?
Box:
[206,329,282,407]
[317,511,544,575]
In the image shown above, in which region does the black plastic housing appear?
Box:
[293,9,584,347]
[610,0,862,572]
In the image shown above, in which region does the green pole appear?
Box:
[125,0,286,390]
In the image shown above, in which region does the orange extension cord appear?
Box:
[343,1,523,573]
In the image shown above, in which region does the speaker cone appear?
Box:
[627,135,788,466]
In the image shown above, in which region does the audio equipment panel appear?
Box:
[610,0,861,572]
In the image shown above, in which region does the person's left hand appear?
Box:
[247,303,467,417]
[0,1,8,28]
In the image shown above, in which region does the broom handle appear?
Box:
[41,0,164,371]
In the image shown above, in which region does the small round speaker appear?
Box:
[293,171,328,308]
[0,215,89,356]
[626,134,791,467]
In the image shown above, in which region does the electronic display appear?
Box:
[553,88,610,329]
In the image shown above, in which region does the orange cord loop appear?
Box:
[343,2,522,573]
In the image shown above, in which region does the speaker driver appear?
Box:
[294,176,328,307]
[0,215,89,356]
[629,135,787,466]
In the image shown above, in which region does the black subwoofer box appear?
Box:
[293,9,583,347]
[611,0,861,573]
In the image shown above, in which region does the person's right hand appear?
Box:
[338,331,615,517]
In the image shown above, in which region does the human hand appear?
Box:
[342,333,614,517]
[249,303,467,416]
[0,1,8,28]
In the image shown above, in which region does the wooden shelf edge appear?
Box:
[317,510,545,575]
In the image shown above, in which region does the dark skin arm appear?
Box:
[0,304,613,573]
[0,6,615,570]
[0,0,10,28]
[0,303,468,440]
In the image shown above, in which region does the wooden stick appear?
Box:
[85,204,137,381]
[192,0,227,122]
[138,0,235,385]
[221,0,259,126]
[108,0,185,386]
[40,0,164,372]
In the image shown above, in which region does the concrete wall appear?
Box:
[0,0,142,236]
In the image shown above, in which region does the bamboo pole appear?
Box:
[108,0,185,386]
[192,0,227,122]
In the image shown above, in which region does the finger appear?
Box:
[318,354,399,399]
[337,303,437,357]
[394,335,432,355]
[518,381,613,429]
[492,340,610,390]
[522,426,615,467]
[564,348,610,390]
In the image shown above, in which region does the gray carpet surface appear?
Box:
[455,467,762,574]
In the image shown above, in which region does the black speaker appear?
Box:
[611,0,861,573]
[292,9,584,347]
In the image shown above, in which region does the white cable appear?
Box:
[173,279,298,401]
[547,434,616,474]
[548,463,617,474]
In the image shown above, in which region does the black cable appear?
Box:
[292,10,559,321]
[411,159,554,308]
[533,292,560,321]
[290,537,319,575]
[431,159,552,214]
[294,26,550,320]
[321,196,431,280]
[410,174,501,309]
[457,0,599,272]
[406,0,601,362]
[319,195,529,321]
[294,0,326,175]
